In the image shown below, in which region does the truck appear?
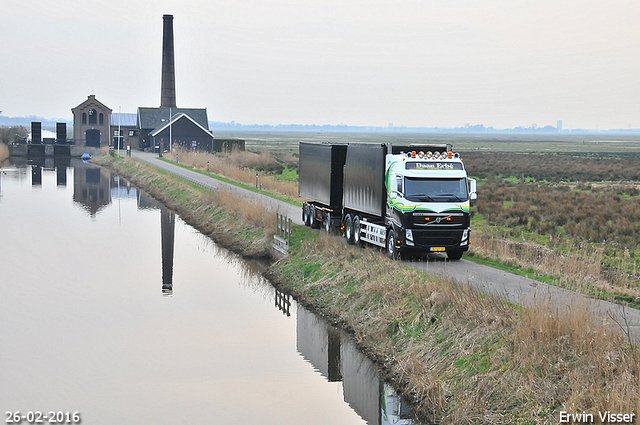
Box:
[299,142,477,260]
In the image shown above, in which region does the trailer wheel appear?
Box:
[345,214,354,245]
[309,206,320,229]
[353,216,361,245]
[447,249,464,261]
[386,228,399,259]
[309,206,315,228]
[302,205,310,227]
[324,213,332,233]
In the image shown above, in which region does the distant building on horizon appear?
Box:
[557,120,563,132]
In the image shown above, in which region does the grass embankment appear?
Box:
[95,153,639,424]
[93,154,275,257]
[270,231,639,424]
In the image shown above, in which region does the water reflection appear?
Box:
[1,158,417,424]
[297,306,415,425]
[161,206,175,296]
[73,161,111,216]
[31,164,42,186]
[55,158,70,186]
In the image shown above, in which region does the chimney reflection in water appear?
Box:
[161,205,175,296]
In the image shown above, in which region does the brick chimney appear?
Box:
[161,14,176,108]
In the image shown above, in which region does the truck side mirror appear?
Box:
[468,178,477,200]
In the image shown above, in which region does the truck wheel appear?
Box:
[310,206,319,229]
[353,216,361,245]
[386,228,398,259]
[324,213,332,233]
[302,205,310,227]
[447,249,464,261]
[345,214,354,245]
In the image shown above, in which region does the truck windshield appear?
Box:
[404,177,468,202]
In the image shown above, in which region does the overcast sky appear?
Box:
[2,0,639,129]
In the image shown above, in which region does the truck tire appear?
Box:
[386,228,399,259]
[310,206,320,229]
[302,205,310,227]
[353,215,361,245]
[345,214,354,245]
[324,213,332,233]
[447,249,464,261]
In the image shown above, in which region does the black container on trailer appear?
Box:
[298,142,348,208]
[343,143,387,218]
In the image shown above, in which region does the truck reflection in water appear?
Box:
[297,306,415,425]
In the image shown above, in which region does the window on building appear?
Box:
[88,109,97,124]
[99,113,104,125]
[82,113,87,124]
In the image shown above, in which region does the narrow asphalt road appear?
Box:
[132,150,640,344]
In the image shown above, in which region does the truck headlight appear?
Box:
[460,229,469,246]
[406,229,413,241]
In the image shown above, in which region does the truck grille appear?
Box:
[412,213,466,227]
[413,230,462,247]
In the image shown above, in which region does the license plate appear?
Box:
[430,247,446,252]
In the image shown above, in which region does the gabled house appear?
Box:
[71,94,112,147]
[149,112,214,152]
[137,107,210,151]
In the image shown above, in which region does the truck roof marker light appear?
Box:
[418,151,424,158]
[448,152,453,158]
[411,151,416,158]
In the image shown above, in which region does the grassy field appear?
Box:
[95,152,640,424]
[213,129,640,155]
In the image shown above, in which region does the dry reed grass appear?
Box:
[0,142,9,163]
[165,148,299,199]
[209,188,277,230]
[472,233,640,301]
[271,232,640,424]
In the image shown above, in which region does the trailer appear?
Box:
[299,142,476,260]
[298,142,348,231]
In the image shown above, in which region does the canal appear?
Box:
[0,158,414,424]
